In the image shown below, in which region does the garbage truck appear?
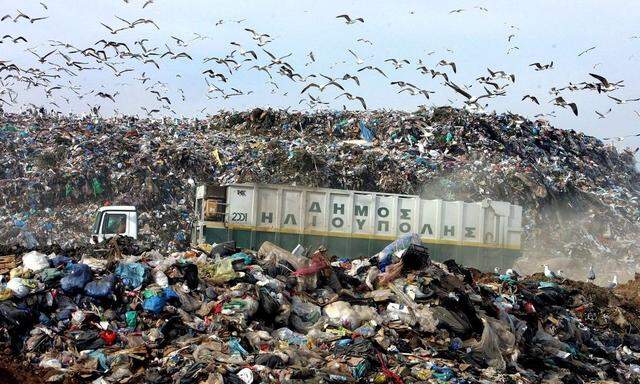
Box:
[93,183,523,270]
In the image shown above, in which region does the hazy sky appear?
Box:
[1,0,640,151]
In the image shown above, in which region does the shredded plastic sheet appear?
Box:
[470,315,517,371]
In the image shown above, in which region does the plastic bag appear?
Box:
[273,327,307,345]
[237,367,253,384]
[323,301,377,330]
[39,268,64,282]
[60,264,92,293]
[125,310,137,329]
[377,233,421,271]
[0,302,30,328]
[115,262,148,289]
[414,306,438,333]
[142,288,178,313]
[470,316,516,371]
[228,337,249,357]
[290,296,321,333]
[7,277,32,298]
[84,275,116,298]
[258,287,280,317]
[152,270,169,288]
[430,306,472,335]
[49,255,72,268]
[22,251,49,272]
[0,288,13,301]
[81,257,109,271]
[291,255,329,277]
[201,257,237,284]
[359,120,375,142]
[143,295,166,313]
[385,302,415,326]
[178,263,199,289]
[209,241,237,258]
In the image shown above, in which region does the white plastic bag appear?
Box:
[22,251,49,272]
[237,368,254,384]
[153,269,169,288]
[323,301,379,330]
[81,256,109,271]
[7,277,31,298]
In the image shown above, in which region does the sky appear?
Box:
[1,0,640,151]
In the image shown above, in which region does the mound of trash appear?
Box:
[0,107,639,279]
[2,236,640,383]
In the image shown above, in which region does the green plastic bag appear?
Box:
[65,183,73,197]
[40,268,65,283]
[92,178,104,196]
[125,311,137,329]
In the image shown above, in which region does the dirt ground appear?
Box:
[0,356,45,384]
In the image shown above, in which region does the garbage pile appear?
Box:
[1,107,639,277]
[3,235,640,383]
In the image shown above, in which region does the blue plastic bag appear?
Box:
[115,263,147,289]
[142,288,177,313]
[359,120,375,142]
[228,337,249,357]
[60,264,92,293]
[84,275,116,298]
[378,233,421,271]
[143,295,166,313]
[50,255,72,268]
[163,287,179,301]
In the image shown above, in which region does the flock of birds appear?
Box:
[0,2,638,125]
[494,264,618,289]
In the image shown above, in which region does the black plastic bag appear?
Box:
[209,241,237,258]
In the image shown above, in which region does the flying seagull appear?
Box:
[27,48,56,63]
[342,73,360,86]
[445,81,492,105]
[522,95,540,105]
[595,108,612,119]
[357,65,387,78]
[551,96,578,116]
[348,49,365,65]
[335,92,367,109]
[437,60,457,73]
[529,61,553,71]
[336,14,364,24]
[300,80,344,94]
[578,46,596,56]
[96,91,116,102]
[607,95,640,104]
[385,58,410,69]
[590,73,624,93]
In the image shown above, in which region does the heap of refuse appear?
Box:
[1,107,639,279]
[2,236,640,383]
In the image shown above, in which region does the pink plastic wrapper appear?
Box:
[291,252,329,277]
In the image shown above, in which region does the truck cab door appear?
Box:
[126,211,138,239]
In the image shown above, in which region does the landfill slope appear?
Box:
[1,107,639,280]
[2,237,640,382]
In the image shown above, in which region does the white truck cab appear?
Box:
[91,205,138,244]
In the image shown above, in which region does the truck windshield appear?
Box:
[92,211,103,234]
